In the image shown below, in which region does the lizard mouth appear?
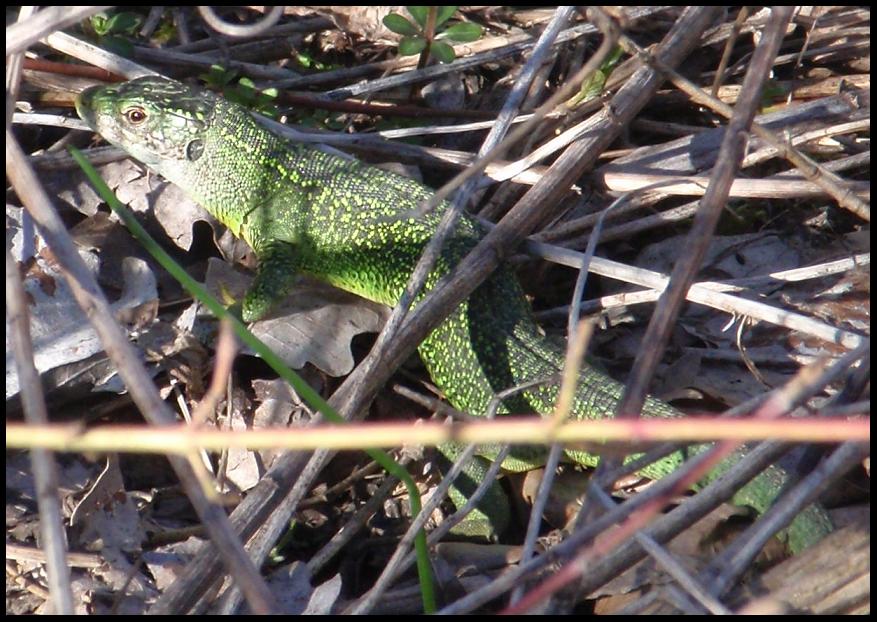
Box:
[75,85,101,130]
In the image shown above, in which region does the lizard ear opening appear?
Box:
[186,139,205,162]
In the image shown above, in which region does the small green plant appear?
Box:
[199,65,279,119]
[293,107,347,132]
[90,10,141,38]
[758,79,790,113]
[383,6,483,64]
[566,46,624,108]
[88,10,143,56]
[292,50,339,72]
[150,15,178,46]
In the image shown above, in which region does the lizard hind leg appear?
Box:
[437,442,513,540]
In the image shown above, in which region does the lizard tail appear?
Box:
[418,270,831,550]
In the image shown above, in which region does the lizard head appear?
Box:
[76,76,218,182]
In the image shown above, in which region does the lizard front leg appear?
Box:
[242,239,301,322]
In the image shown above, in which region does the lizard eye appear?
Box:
[123,107,147,125]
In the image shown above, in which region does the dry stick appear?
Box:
[6,417,869,453]
[594,164,870,245]
[169,15,332,53]
[568,252,871,317]
[45,31,155,80]
[138,6,164,39]
[6,132,276,615]
[6,10,71,613]
[196,5,284,38]
[6,543,103,569]
[592,130,870,241]
[758,124,870,170]
[6,248,74,614]
[600,173,868,199]
[711,6,751,97]
[561,5,795,612]
[612,6,796,424]
[145,38,303,77]
[506,97,870,241]
[152,7,720,613]
[392,384,476,420]
[298,460,384,509]
[598,113,871,198]
[519,94,866,242]
[740,39,870,80]
[131,44,301,82]
[5,5,109,56]
[5,6,33,126]
[618,30,870,222]
[668,73,873,106]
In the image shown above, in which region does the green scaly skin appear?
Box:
[76,76,831,552]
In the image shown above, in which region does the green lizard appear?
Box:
[76,76,831,552]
